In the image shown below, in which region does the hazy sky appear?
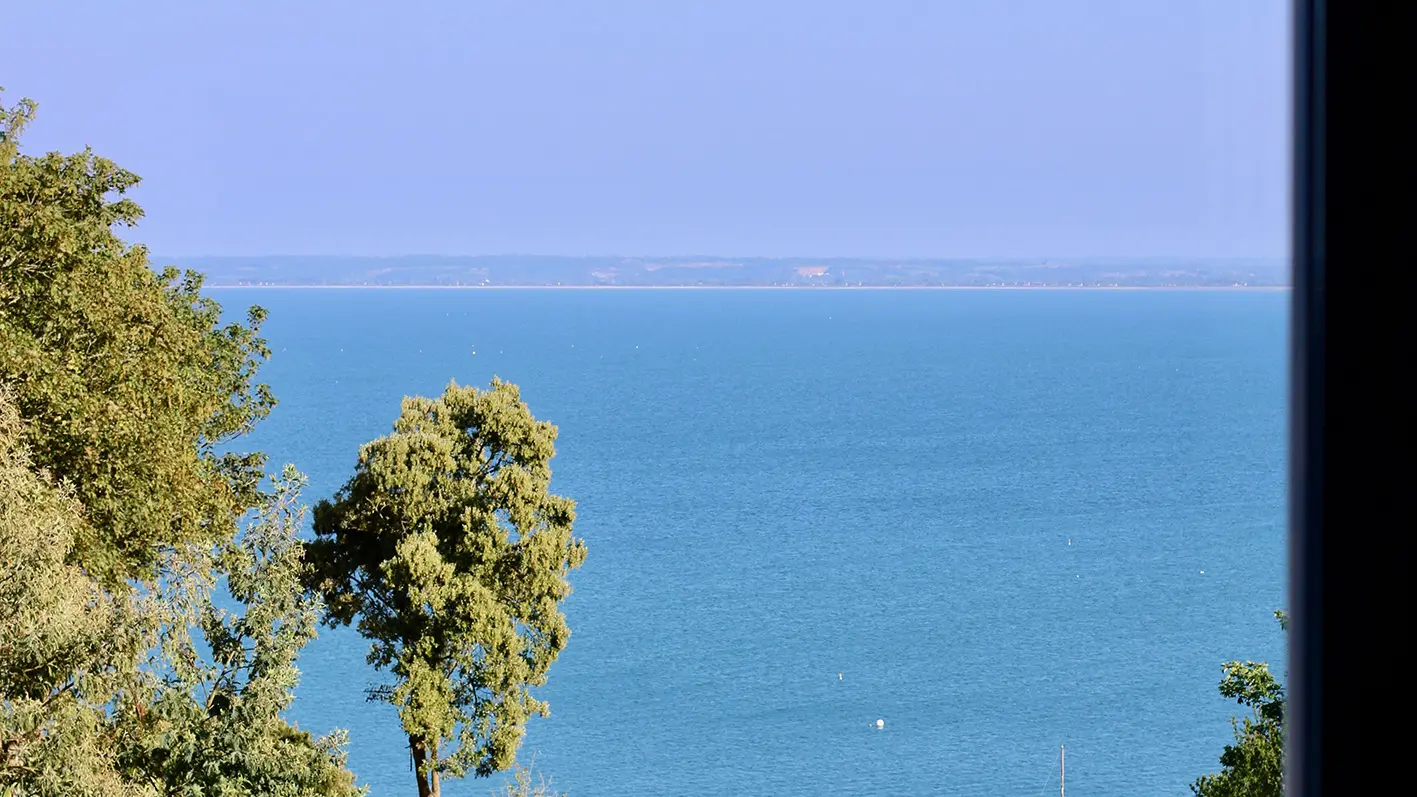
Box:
[4,1,1288,259]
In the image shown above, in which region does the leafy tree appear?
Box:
[306,379,587,797]
[0,389,145,796]
[1191,611,1287,797]
[0,89,274,585]
[115,466,364,797]
[3,387,360,796]
[2,92,359,794]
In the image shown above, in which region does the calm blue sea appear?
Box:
[216,288,1288,797]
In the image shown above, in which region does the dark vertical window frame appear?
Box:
[1287,0,1322,793]
[1289,1,1415,794]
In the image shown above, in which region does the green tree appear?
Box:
[1,90,274,585]
[2,92,359,794]
[3,387,361,796]
[306,380,587,797]
[115,466,364,797]
[1191,611,1287,797]
[0,389,145,796]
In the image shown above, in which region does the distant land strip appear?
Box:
[202,285,1289,292]
[167,255,1290,289]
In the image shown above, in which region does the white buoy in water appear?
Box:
[838,673,843,680]
[876,719,884,729]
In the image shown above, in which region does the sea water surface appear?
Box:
[216,288,1288,796]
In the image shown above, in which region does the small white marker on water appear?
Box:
[876,719,884,730]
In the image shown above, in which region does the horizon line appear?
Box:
[202,284,1292,291]
[160,253,1290,263]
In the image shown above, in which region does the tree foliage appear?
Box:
[0,90,274,585]
[1191,611,1287,797]
[114,466,364,797]
[2,92,360,795]
[0,389,143,796]
[306,379,587,797]
[2,392,363,796]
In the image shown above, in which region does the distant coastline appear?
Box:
[204,284,1289,291]
[169,255,1289,291]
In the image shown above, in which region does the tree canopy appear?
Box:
[1,388,140,796]
[306,379,587,797]
[2,91,361,796]
[1,91,274,585]
[113,466,363,797]
[1191,611,1287,797]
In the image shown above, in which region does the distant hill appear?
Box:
[166,255,1289,288]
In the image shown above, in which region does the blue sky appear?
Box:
[3,0,1288,259]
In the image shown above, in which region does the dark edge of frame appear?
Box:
[1290,1,1417,794]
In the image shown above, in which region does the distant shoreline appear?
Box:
[204,284,1290,291]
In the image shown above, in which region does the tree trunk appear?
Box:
[411,736,440,797]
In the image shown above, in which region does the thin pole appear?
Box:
[1060,746,1065,797]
